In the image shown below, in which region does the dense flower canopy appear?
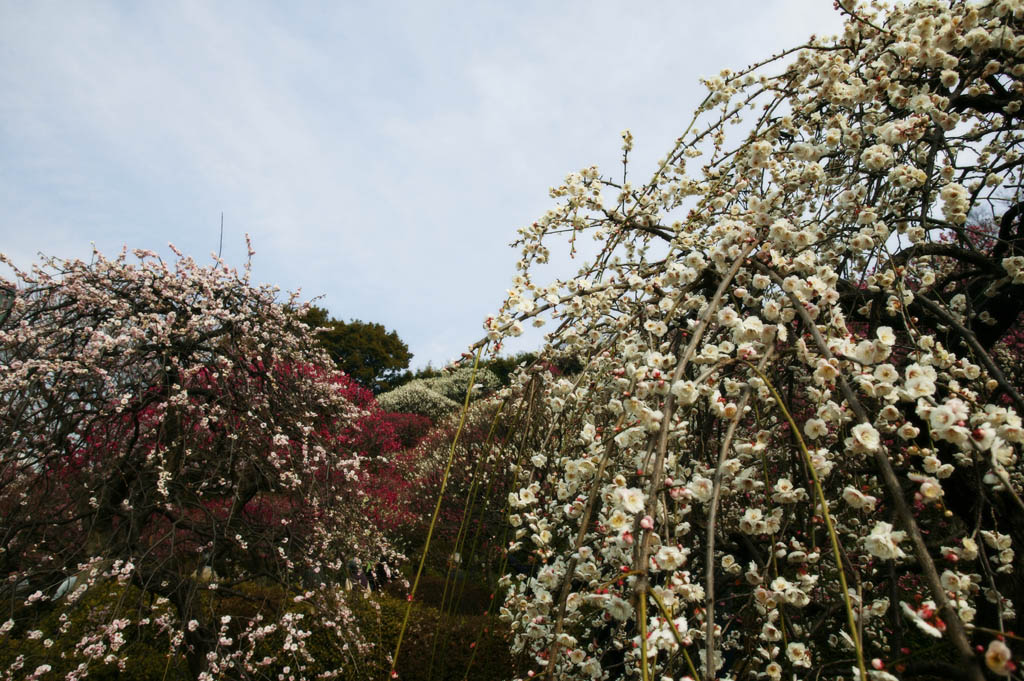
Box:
[0,246,390,679]
[483,2,1024,680]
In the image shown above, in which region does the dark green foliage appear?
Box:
[403,574,493,616]
[302,307,412,393]
[347,590,518,681]
[385,363,442,392]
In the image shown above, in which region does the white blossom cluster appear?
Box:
[485,2,1024,680]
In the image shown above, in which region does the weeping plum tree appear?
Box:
[483,2,1024,680]
[0,245,389,679]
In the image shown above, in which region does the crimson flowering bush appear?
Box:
[417,401,509,539]
[364,399,512,572]
[380,412,434,450]
[0,245,393,680]
[480,3,1024,680]
[332,372,402,458]
[357,450,424,539]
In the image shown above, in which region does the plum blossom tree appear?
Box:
[483,2,1024,680]
[0,245,389,679]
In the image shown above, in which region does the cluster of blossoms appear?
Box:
[0,245,391,679]
[484,2,1024,680]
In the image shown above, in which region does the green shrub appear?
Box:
[421,367,500,402]
[378,367,501,421]
[377,382,459,420]
[347,590,517,681]
[407,573,494,616]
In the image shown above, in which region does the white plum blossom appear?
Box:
[616,487,647,514]
[861,144,895,172]
[851,422,882,452]
[985,639,1013,676]
[866,522,907,561]
[606,596,633,621]
[842,486,878,512]
[804,418,828,439]
[687,475,714,503]
[787,642,812,668]
[653,545,688,571]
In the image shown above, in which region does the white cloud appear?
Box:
[0,0,843,366]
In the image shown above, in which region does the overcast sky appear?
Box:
[0,1,844,369]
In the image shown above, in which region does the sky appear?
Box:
[0,1,845,370]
